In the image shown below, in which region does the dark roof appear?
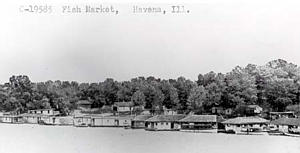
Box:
[114,102,134,107]
[76,100,92,105]
[271,118,300,126]
[146,115,186,122]
[133,115,153,121]
[222,116,269,124]
[179,115,217,123]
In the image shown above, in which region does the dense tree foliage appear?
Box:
[0,59,300,115]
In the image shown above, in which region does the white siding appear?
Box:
[92,118,116,126]
[118,107,132,112]
[74,117,91,126]
[118,119,131,126]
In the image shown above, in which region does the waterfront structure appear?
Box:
[73,115,91,127]
[21,109,60,124]
[0,111,23,123]
[269,112,295,120]
[0,115,23,123]
[90,115,117,127]
[145,115,186,131]
[27,109,59,116]
[131,114,153,128]
[179,115,217,133]
[74,114,134,127]
[270,117,300,134]
[222,116,269,134]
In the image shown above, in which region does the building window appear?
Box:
[48,110,50,114]
[155,123,157,126]
[166,123,168,125]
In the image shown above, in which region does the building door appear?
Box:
[171,123,174,129]
[151,122,154,128]
[91,119,95,126]
[115,119,119,126]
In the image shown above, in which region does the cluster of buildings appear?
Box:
[0,109,73,125]
[0,101,300,137]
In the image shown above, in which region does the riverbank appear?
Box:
[0,124,299,153]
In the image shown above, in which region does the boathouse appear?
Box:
[91,115,116,127]
[222,116,269,134]
[21,109,60,124]
[269,111,295,120]
[131,114,153,129]
[73,115,91,127]
[0,115,23,123]
[270,118,300,134]
[179,115,217,133]
[145,115,186,131]
[0,111,23,123]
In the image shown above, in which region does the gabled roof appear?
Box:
[76,100,92,105]
[146,115,186,122]
[133,115,153,121]
[271,118,300,126]
[179,115,217,123]
[222,116,269,124]
[114,102,134,107]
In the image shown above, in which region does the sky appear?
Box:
[0,0,300,83]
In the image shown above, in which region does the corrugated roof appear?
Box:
[222,116,269,124]
[146,115,186,122]
[179,115,217,123]
[271,118,300,126]
[133,115,153,121]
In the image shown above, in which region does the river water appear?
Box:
[0,124,299,153]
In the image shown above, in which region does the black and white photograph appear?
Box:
[0,0,300,153]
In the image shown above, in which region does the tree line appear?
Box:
[0,59,300,115]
